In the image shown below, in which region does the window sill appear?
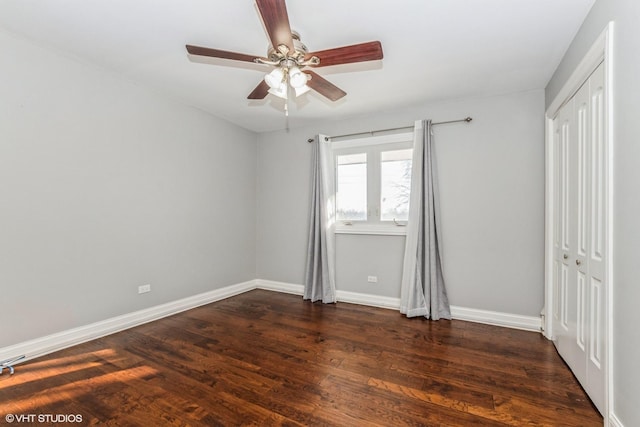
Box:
[335,224,407,236]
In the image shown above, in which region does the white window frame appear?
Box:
[331,131,414,236]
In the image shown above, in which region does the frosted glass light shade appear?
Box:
[288,66,308,88]
[265,68,285,89]
[294,85,310,97]
[268,84,288,99]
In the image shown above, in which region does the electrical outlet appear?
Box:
[138,284,151,294]
[367,276,378,283]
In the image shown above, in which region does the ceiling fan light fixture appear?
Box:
[268,84,288,99]
[294,84,310,97]
[265,67,285,89]
[288,66,308,88]
[187,0,383,105]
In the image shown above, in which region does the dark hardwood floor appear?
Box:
[0,290,602,426]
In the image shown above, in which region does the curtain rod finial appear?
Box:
[307,138,314,143]
[465,117,473,122]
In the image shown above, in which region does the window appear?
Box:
[380,148,412,221]
[336,153,367,221]
[333,132,413,235]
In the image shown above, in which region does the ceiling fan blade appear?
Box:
[255,0,294,54]
[305,41,383,67]
[247,80,270,100]
[304,70,346,101]
[186,45,258,63]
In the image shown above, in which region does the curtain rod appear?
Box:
[307,116,472,143]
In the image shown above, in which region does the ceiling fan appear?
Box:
[185,0,383,103]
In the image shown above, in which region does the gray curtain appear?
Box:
[304,134,337,303]
[400,120,451,319]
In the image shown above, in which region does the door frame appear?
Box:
[544,22,614,422]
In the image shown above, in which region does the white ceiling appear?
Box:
[0,0,594,133]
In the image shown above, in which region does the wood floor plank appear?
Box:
[0,290,602,426]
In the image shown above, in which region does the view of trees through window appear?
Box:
[381,149,412,221]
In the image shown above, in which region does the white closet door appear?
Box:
[551,62,605,414]
[552,103,566,347]
[552,94,586,382]
[585,63,606,412]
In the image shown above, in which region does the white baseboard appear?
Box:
[255,279,401,310]
[255,279,304,295]
[256,279,541,331]
[609,413,624,427]
[336,290,401,310]
[255,279,401,309]
[449,305,542,332]
[0,278,542,365]
[0,280,256,364]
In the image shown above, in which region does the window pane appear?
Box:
[336,153,367,221]
[381,149,412,221]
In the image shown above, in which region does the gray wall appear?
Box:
[0,30,257,347]
[257,90,545,317]
[546,1,640,424]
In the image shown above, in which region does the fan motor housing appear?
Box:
[267,31,308,63]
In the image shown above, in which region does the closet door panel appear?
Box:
[550,62,606,414]
[586,63,605,413]
[552,98,583,375]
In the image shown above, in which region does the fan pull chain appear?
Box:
[284,98,290,131]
